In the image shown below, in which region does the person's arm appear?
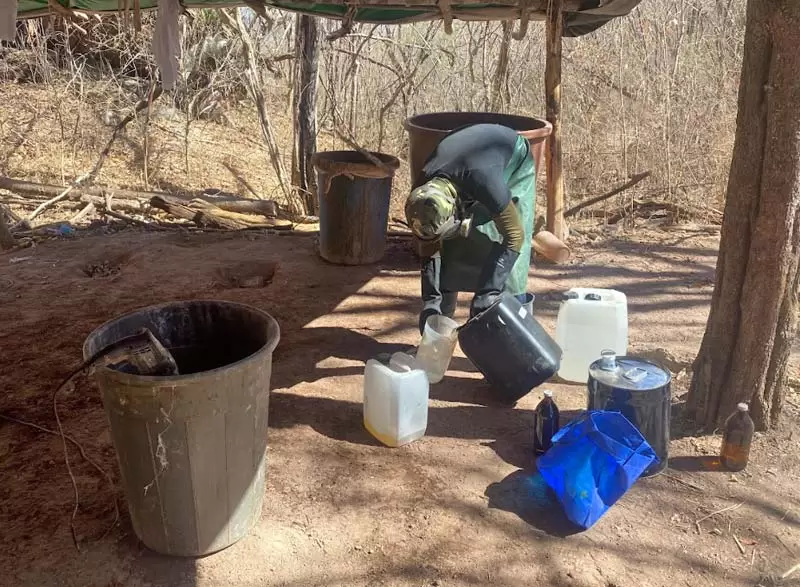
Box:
[468,171,524,316]
[418,238,444,334]
[493,199,525,253]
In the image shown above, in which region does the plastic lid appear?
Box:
[543,390,553,398]
[588,355,671,390]
[599,349,617,370]
[737,403,749,412]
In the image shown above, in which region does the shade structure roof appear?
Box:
[17,0,642,37]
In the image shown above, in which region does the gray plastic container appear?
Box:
[84,300,280,556]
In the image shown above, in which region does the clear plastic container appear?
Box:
[363,352,430,447]
[555,287,628,383]
[415,314,459,384]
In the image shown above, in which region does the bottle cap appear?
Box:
[543,390,553,398]
[599,349,617,371]
[737,402,749,412]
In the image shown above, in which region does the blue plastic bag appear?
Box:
[536,410,658,530]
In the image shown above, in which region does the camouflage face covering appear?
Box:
[405,177,459,241]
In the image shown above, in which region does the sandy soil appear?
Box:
[0,227,798,587]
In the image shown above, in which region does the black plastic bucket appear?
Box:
[458,293,562,404]
[587,352,671,476]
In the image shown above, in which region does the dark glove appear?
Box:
[419,254,443,334]
[469,292,498,317]
[470,243,519,318]
[419,304,441,335]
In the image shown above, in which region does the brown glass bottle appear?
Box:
[720,403,754,472]
[533,390,560,456]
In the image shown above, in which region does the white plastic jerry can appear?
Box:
[363,352,430,447]
[555,287,628,383]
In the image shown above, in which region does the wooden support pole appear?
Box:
[545,0,566,241]
[291,14,321,216]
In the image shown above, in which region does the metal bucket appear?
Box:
[587,351,671,476]
[311,150,400,265]
[84,300,280,556]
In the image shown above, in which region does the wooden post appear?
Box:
[291,15,321,216]
[545,0,566,241]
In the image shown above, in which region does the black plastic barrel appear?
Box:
[312,150,400,265]
[83,300,280,556]
[587,352,671,476]
[458,293,562,404]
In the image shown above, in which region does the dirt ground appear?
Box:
[0,226,798,587]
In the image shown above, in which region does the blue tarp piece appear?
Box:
[537,410,657,530]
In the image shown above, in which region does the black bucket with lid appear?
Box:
[458,293,562,404]
[587,351,671,476]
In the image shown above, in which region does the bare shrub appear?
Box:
[1,1,746,219]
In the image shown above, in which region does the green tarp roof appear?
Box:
[15,0,643,37]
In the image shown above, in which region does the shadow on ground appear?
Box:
[485,468,583,538]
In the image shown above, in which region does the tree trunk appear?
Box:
[291,15,320,215]
[688,0,800,431]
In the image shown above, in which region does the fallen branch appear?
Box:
[565,171,651,218]
[0,198,44,209]
[70,202,95,224]
[783,562,800,580]
[606,199,698,225]
[189,196,278,218]
[188,200,290,227]
[99,206,173,231]
[1,177,277,217]
[78,196,141,213]
[150,195,291,230]
[150,194,242,229]
[28,184,79,222]
[733,534,746,555]
[662,472,704,493]
[0,176,162,202]
[695,502,743,533]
